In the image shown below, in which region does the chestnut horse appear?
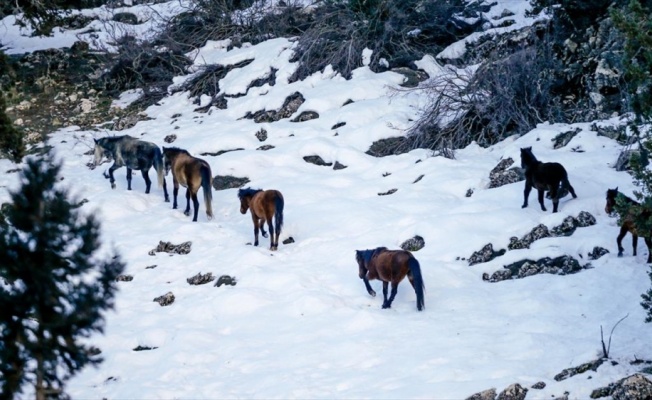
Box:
[355,247,425,311]
[605,187,652,263]
[520,146,577,213]
[162,147,213,222]
[238,188,284,250]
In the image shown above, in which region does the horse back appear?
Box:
[252,190,282,219]
[529,162,567,187]
[370,249,412,282]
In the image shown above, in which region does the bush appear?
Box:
[0,93,24,162]
[404,33,566,156]
[290,0,474,81]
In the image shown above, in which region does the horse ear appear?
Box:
[93,138,98,144]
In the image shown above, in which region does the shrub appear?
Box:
[0,93,24,162]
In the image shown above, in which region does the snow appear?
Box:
[1,1,651,399]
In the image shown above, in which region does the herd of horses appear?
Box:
[92,136,649,312]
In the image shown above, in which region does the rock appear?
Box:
[400,235,425,252]
[187,272,216,285]
[212,175,250,190]
[148,241,192,255]
[552,128,580,149]
[244,92,305,123]
[282,237,295,245]
[555,359,604,382]
[115,274,133,282]
[531,382,546,390]
[153,292,175,306]
[588,246,609,260]
[291,111,319,122]
[303,155,332,166]
[465,388,496,400]
[508,224,549,250]
[164,134,177,143]
[257,145,275,151]
[488,157,525,189]
[378,189,397,196]
[255,128,268,142]
[333,161,348,170]
[215,275,237,287]
[392,67,429,88]
[497,383,528,400]
[468,243,506,266]
[611,374,652,400]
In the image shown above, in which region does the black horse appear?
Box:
[94,135,169,201]
[356,247,425,311]
[605,187,652,263]
[520,146,577,213]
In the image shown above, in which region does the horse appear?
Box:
[94,135,168,201]
[237,188,284,250]
[161,147,213,222]
[520,146,577,213]
[355,247,425,311]
[605,187,652,263]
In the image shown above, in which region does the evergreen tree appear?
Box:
[0,153,125,399]
[611,0,652,322]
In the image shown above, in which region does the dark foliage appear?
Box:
[290,0,476,81]
[0,154,125,397]
[4,0,108,36]
[0,93,24,162]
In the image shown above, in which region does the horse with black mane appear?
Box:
[238,188,284,251]
[520,146,577,213]
[355,247,425,311]
[94,135,168,201]
[605,187,652,263]
[162,146,213,222]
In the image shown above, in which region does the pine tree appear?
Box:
[0,153,125,399]
[0,92,25,162]
[612,0,652,322]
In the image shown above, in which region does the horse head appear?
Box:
[520,146,537,169]
[93,138,106,166]
[237,188,252,214]
[355,250,368,279]
[605,187,619,214]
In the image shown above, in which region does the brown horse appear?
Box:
[605,187,652,263]
[355,247,425,311]
[238,188,284,250]
[162,147,213,222]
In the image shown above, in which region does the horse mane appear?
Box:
[520,146,539,163]
[238,187,262,199]
[163,146,191,155]
[609,188,637,205]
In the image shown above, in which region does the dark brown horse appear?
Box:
[162,147,213,222]
[238,188,284,250]
[355,247,425,311]
[605,187,652,263]
[520,146,577,213]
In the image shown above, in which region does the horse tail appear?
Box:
[408,257,425,311]
[201,165,213,220]
[274,193,284,235]
[153,147,165,188]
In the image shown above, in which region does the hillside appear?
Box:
[1,0,652,399]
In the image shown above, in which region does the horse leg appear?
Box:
[549,185,559,213]
[266,218,275,250]
[362,276,376,297]
[251,214,260,246]
[645,237,652,263]
[126,167,133,190]
[537,189,547,212]
[141,169,151,194]
[163,178,169,202]
[381,281,390,309]
[183,188,191,217]
[191,191,200,222]
[632,233,638,256]
[172,180,179,209]
[105,164,119,189]
[617,227,627,257]
[522,181,532,208]
[384,282,399,309]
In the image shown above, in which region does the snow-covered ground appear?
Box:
[1,1,650,399]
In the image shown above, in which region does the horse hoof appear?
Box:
[521,204,527,208]
[165,198,170,203]
[382,304,391,309]
[369,290,376,297]
[111,183,116,189]
[184,211,190,216]
[262,233,269,238]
